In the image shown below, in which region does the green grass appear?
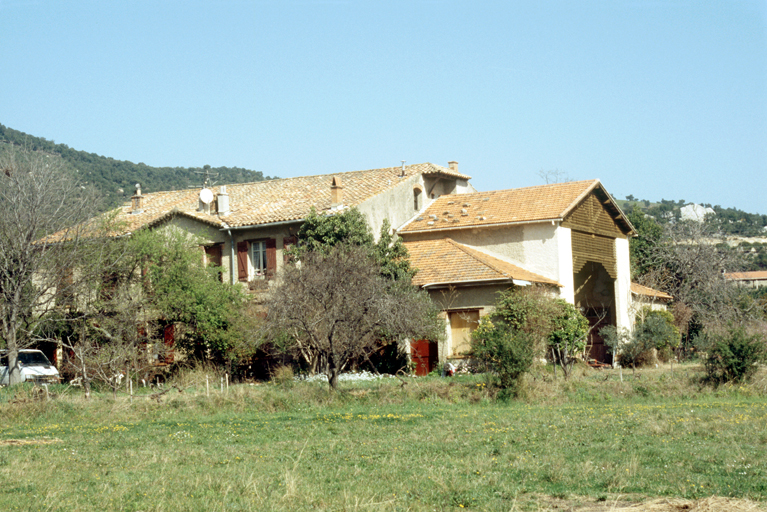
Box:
[1,364,766,511]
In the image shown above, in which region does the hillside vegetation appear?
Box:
[0,123,273,211]
[619,196,767,238]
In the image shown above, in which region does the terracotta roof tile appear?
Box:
[74,163,471,236]
[631,283,673,300]
[725,271,767,281]
[404,238,561,288]
[400,180,603,233]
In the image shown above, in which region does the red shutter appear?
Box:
[266,238,277,277]
[237,242,249,282]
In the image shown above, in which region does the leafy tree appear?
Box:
[296,207,415,281]
[265,244,443,389]
[127,229,252,362]
[37,228,254,392]
[296,207,373,252]
[627,208,663,279]
[634,308,680,361]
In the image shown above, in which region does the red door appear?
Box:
[410,339,438,376]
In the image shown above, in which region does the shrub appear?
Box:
[599,324,656,370]
[548,299,589,361]
[704,327,766,385]
[271,365,295,386]
[635,308,681,361]
[471,318,533,397]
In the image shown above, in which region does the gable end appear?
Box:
[562,191,628,239]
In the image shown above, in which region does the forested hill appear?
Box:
[0,123,274,211]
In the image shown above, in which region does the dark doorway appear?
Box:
[585,307,611,364]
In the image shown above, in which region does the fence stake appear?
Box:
[226,373,229,392]
[220,377,224,393]
[206,375,209,397]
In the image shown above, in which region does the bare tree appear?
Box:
[0,148,102,385]
[538,169,571,184]
[265,244,444,389]
[637,220,753,328]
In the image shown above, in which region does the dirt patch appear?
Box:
[526,495,766,511]
[622,497,767,511]
[0,438,62,447]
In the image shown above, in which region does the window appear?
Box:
[251,240,268,276]
[414,187,422,210]
[238,238,277,281]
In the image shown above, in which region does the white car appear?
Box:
[0,349,61,386]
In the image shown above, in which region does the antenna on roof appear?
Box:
[194,165,219,188]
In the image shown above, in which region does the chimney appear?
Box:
[217,185,230,215]
[331,176,343,208]
[448,161,458,172]
[131,183,143,214]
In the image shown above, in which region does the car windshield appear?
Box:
[18,352,51,366]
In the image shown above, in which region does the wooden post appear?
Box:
[226,373,229,392]
[206,375,209,397]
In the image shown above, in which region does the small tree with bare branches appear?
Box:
[265,244,443,389]
[0,148,104,385]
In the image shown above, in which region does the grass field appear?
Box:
[1,364,766,511]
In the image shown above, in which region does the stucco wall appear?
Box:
[160,216,227,244]
[401,222,569,290]
[427,283,509,362]
[357,175,474,240]
[356,175,424,240]
[614,237,632,331]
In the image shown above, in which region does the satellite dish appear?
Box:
[199,188,214,204]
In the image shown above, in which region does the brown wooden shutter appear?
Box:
[237,241,249,282]
[283,236,297,263]
[266,238,277,278]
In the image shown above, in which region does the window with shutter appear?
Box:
[237,242,249,282]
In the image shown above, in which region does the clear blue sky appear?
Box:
[2,0,765,214]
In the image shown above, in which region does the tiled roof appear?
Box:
[399,179,618,233]
[72,163,472,236]
[404,238,561,288]
[631,283,673,300]
[725,271,767,281]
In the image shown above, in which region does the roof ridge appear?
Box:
[434,179,600,200]
[131,163,442,199]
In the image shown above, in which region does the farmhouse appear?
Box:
[59,162,658,370]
